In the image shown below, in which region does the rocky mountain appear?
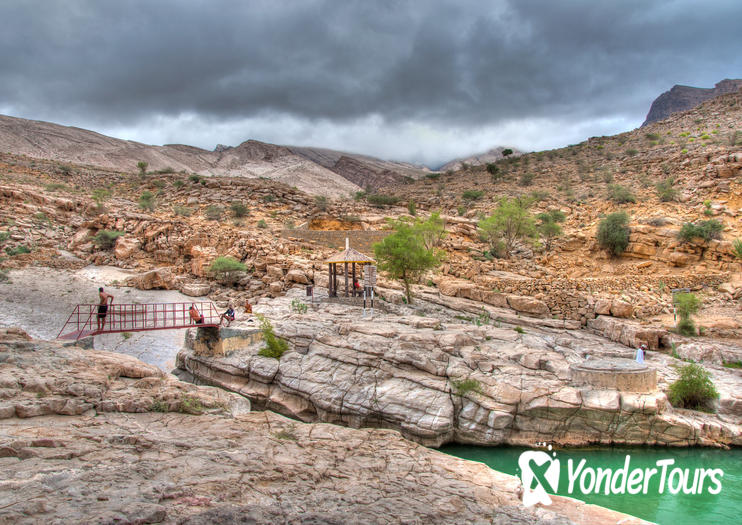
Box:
[438,146,521,172]
[0,114,360,197]
[642,78,742,126]
[286,145,430,190]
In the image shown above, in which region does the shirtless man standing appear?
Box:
[97,287,114,331]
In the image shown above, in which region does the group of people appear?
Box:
[94,286,244,332]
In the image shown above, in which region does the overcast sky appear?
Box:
[1,0,740,167]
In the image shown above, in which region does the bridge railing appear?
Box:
[57,301,220,340]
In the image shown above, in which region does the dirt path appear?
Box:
[0,266,204,370]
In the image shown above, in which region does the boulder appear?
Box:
[267,265,285,280]
[285,268,309,284]
[610,299,633,318]
[594,299,612,315]
[181,283,211,297]
[128,268,174,290]
[269,281,283,296]
[506,295,550,317]
[114,236,141,259]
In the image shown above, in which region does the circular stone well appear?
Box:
[570,358,657,393]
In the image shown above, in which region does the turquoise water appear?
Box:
[441,445,742,525]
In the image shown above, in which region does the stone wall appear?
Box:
[280,229,389,253]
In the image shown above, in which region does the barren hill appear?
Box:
[642,78,742,126]
[0,114,359,197]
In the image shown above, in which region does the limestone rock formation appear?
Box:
[0,330,647,524]
[177,291,742,449]
[642,79,742,126]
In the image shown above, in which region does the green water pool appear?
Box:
[441,445,742,525]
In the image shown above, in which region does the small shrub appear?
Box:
[257,219,268,229]
[93,230,124,250]
[732,239,742,259]
[150,400,168,413]
[262,195,276,203]
[205,205,223,220]
[607,184,636,204]
[518,172,535,186]
[173,205,193,217]
[722,360,742,369]
[230,201,249,217]
[597,211,630,256]
[257,315,289,359]
[5,245,31,256]
[425,172,441,180]
[137,161,148,175]
[179,394,204,414]
[514,326,525,334]
[138,191,156,211]
[645,132,660,141]
[173,179,185,188]
[673,292,701,320]
[290,298,308,314]
[462,190,484,201]
[677,220,723,243]
[208,257,246,281]
[668,363,719,411]
[152,179,166,189]
[314,195,328,211]
[452,378,482,396]
[655,176,678,202]
[92,188,112,211]
[367,194,399,207]
[354,190,367,201]
[625,148,638,156]
[189,174,202,183]
[407,200,416,216]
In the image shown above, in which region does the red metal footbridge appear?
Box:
[57,302,221,341]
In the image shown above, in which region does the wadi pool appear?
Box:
[441,445,742,525]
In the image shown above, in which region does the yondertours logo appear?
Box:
[518,445,724,507]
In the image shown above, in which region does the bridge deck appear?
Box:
[57,302,221,341]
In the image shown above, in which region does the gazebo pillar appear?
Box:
[352,262,356,297]
[344,262,349,297]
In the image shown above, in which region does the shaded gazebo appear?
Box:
[325,239,375,297]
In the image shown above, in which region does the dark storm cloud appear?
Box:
[0,0,740,158]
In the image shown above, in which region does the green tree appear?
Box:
[414,211,447,251]
[407,200,417,216]
[486,163,501,182]
[673,292,701,336]
[537,209,565,251]
[502,148,513,157]
[597,211,630,256]
[477,197,536,258]
[208,256,247,283]
[655,176,678,202]
[373,220,441,304]
[137,161,148,175]
[138,191,155,211]
[230,201,249,217]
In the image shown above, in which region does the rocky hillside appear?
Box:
[642,78,742,126]
[0,328,646,525]
[0,114,361,197]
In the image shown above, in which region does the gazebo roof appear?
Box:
[325,247,375,264]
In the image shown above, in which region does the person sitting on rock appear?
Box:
[219,304,236,327]
[244,300,253,314]
[189,304,204,324]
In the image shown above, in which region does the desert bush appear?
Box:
[452,378,482,396]
[354,190,367,201]
[205,205,223,220]
[290,298,308,314]
[188,174,202,183]
[407,200,416,216]
[518,172,535,186]
[5,245,31,256]
[208,256,246,283]
[625,148,638,156]
[314,195,328,211]
[462,190,484,201]
[230,201,249,217]
[425,172,441,180]
[478,197,537,258]
[137,161,148,175]
[733,239,742,259]
[367,194,399,207]
[138,191,156,211]
[173,179,185,188]
[597,211,630,256]
[93,230,124,250]
[91,188,112,211]
[668,363,719,411]
[172,205,193,217]
[257,219,268,229]
[607,184,636,204]
[655,176,678,202]
[257,315,289,359]
[677,220,723,243]
[676,318,697,336]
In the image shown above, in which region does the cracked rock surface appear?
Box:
[0,328,649,524]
